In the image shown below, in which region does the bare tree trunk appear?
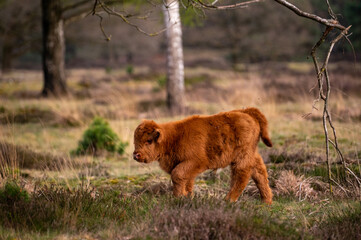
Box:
[163,0,185,115]
[41,0,67,97]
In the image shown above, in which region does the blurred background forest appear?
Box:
[1,0,360,72]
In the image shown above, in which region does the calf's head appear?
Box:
[133,120,163,163]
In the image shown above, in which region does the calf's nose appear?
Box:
[133,152,141,160]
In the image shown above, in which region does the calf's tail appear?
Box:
[242,108,273,147]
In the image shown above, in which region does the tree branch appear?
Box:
[93,0,167,37]
[273,0,345,30]
[191,0,262,10]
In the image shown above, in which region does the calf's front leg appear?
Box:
[171,164,188,197]
[171,161,203,197]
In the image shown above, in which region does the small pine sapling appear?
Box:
[74,117,128,156]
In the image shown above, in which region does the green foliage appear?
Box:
[180,6,204,27]
[156,75,166,88]
[117,141,128,155]
[0,181,29,205]
[74,117,128,155]
[126,65,134,75]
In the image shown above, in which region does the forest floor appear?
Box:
[0,62,360,239]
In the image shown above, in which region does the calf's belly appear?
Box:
[206,152,234,169]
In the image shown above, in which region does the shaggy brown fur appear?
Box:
[133,108,273,204]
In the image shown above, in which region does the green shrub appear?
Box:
[74,117,128,155]
[126,65,134,75]
[0,105,6,113]
[0,181,29,205]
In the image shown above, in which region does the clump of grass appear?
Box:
[274,170,318,200]
[0,141,72,171]
[73,117,128,156]
[0,141,19,179]
[0,184,129,232]
[0,105,82,127]
[315,202,361,239]
[0,106,55,124]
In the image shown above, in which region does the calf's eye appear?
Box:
[147,139,152,144]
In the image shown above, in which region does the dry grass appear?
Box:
[0,140,19,180]
[274,170,318,200]
[0,141,75,170]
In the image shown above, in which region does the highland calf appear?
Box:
[133,108,273,204]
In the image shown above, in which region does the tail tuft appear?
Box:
[262,136,273,147]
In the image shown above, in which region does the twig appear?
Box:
[94,0,167,37]
[190,0,261,10]
[330,178,350,196]
[95,13,111,41]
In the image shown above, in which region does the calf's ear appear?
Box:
[151,129,163,143]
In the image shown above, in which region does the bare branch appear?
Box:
[95,13,111,41]
[273,0,345,30]
[309,23,360,193]
[189,0,261,10]
[94,0,167,37]
[325,0,337,20]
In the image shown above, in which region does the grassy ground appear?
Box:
[0,62,360,239]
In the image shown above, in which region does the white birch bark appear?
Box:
[163,0,185,114]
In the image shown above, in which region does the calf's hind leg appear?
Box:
[225,165,252,202]
[251,153,273,204]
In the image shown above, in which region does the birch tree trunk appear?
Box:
[163,0,185,115]
[41,0,67,97]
